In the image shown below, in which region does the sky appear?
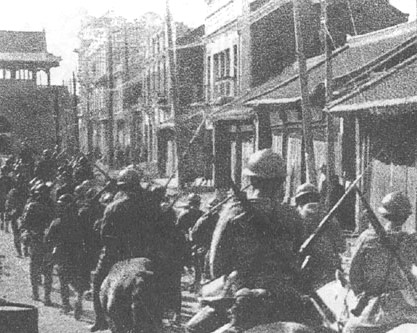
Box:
[1,0,415,85]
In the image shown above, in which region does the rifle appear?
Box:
[228,179,338,327]
[93,163,112,182]
[197,184,251,221]
[350,186,417,316]
[298,155,377,259]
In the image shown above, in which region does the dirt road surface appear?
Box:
[0,231,199,333]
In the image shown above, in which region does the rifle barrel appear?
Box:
[355,186,417,293]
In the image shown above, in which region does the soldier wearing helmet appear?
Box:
[5,174,28,257]
[177,193,203,236]
[187,149,308,332]
[294,183,344,290]
[34,149,56,182]
[44,194,89,317]
[90,166,161,331]
[19,180,54,305]
[190,195,223,288]
[345,191,417,332]
[73,155,94,185]
[0,165,13,232]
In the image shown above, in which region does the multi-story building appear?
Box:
[77,14,160,166]
[206,0,408,192]
[0,30,73,154]
[139,21,205,182]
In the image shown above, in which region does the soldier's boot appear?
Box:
[74,292,83,320]
[44,270,53,306]
[90,280,108,332]
[32,286,40,301]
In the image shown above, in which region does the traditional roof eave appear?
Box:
[328,52,417,112]
[328,96,417,116]
[0,52,61,67]
[244,97,300,107]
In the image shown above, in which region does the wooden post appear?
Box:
[293,0,317,185]
[322,0,335,211]
[54,87,61,149]
[165,0,183,188]
[72,72,80,150]
[106,29,114,167]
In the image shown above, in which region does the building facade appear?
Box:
[139,21,205,182]
[0,30,73,155]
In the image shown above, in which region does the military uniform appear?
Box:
[298,202,345,289]
[5,186,27,256]
[78,198,104,272]
[188,196,305,332]
[19,196,55,303]
[190,210,220,283]
[0,171,14,232]
[344,229,417,333]
[44,205,89,310]
[91,188,160,330]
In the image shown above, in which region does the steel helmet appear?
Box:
[117,167,142,188]
[187,193,201,207]
[57,193,74,206]
[377,191,412,218]
[295,183,319,199]
[242,149,286,179]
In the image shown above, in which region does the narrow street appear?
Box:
[0,230,199,333]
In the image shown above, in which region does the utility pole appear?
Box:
[72,72,80,151]
[322,0,335,211]
[106,29,114,167]
[166,0,183,188]
[293,0,317,185]
[54,87,61,149]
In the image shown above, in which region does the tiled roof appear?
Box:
[243,20,417,105]
[328,53,417,115]
[0,52,61,64]
[0,30,47,53]
[0,30,60,66]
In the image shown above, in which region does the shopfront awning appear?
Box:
[328,53,417,117]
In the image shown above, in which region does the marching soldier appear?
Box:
[5,174,28,257]
[78,188,105,273]
[176,193,204,281]
[344,192,417,333]
[0,166,14,232]
[19,182,55,305]
[73,156,94,185]
[190,196,222,287]
[187,149,306,332]
[90,167,160,332]
[45,194,89,317]
[294,183,345,290]
[34,149,56,182]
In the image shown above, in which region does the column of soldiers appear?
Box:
[0,145,416,333]
[0,148,106,317]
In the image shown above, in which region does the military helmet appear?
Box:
[34,183,50,196]
[85,188,97,200]
[295,183,319,199]
[295,183,320,206]
[242,149,286,179]
[186,193,201,207]
[42,149,52,159]
[57,193,74,205]
[377,191,412,218]
[117,167,142,188]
